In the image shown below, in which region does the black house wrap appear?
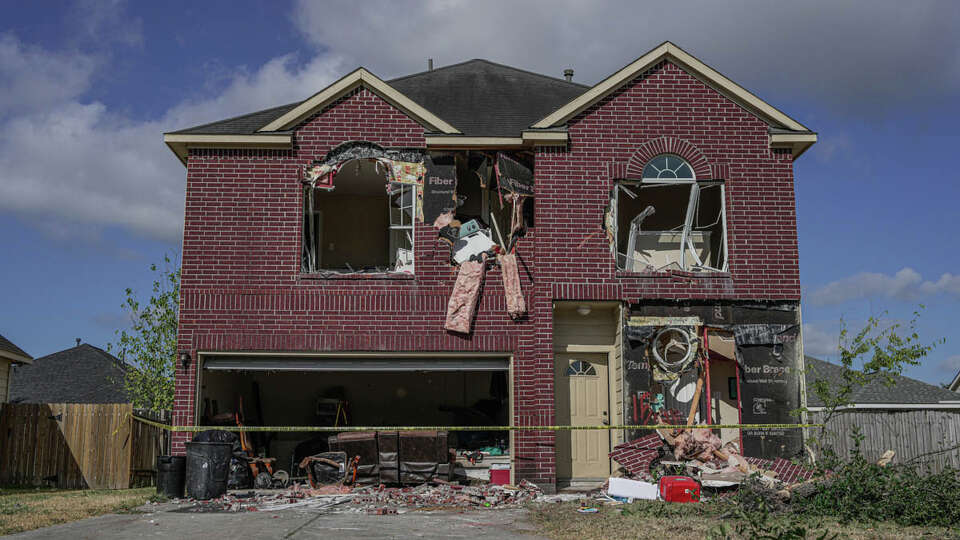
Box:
[622,303,803,460]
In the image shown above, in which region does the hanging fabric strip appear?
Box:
[444,260,486,334]
[499,253,526,320]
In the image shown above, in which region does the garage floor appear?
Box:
[8,502,545,539]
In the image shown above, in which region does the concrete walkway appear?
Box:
[8,504,546,539]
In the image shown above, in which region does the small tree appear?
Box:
[804,308,942,461]
[109,255,180,412]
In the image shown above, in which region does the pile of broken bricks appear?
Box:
[609,428,816,493]
[179,479,544,515]
[350,480,543,513]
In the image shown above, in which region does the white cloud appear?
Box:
[292,0,960,116]
[810,267,960,306]
[802,323,839,358]
[4,1,959,243]
[70,0,144,49]
[939,354,960,374]
[0,33,98,117]
[0,34,344,242]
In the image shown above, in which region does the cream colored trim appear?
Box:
[259,68,460,134]
[508,354,515,485]
[532,41,809,132]
[163,133,293,165]
[425,132,569,149]
[199,350,509,358]
[770,132,818,158]
[163,134,292,145]
[562,344,615,353]
[521,131,568,145]
[0,349,32,364]
[797,305,809,430]
[425,136,525,148]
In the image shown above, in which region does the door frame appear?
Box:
[555,344,618,480]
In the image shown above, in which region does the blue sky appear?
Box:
[1,1,958,385]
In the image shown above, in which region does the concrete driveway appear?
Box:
[8,503,547,539]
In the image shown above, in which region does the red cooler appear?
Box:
[489,464,510,485]
[658,475,701,503]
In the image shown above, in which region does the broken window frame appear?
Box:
[614,154,729,273]
[388,181,417,273]
[301,158,419,276]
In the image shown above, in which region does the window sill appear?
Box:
[298,272,416,281]
[616,269,732,280]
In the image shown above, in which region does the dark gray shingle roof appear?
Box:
[168,59,588,138]
[9,344,130,404]
[388,59,588,136]
[805,356,960,407]
[0,334,32,361]
[169,102,299,135]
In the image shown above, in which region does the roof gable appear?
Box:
[388,59,587,137]
[0,333,32,363]
[533,41,810,133]
[258,68,460,134]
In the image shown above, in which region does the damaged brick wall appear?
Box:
[533,59,801,301]
[174,61,803,488]
[174,87,545,484]
[528,59,802,479]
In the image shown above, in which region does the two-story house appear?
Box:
[164,42,815,491]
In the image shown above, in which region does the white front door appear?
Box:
[555,353,610,480]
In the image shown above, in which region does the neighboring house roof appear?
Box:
[0,333,32,364]
[805,356,960,408]
[950,369,960,393]
[9,344,130,404]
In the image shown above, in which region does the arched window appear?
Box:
[642,154,695,181]
[566,360,597,376]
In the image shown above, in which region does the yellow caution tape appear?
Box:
[131,415,822,433]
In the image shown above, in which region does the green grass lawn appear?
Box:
[528,500,960,540]
[0,486,156,535]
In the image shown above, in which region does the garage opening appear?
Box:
[198,355,510,483]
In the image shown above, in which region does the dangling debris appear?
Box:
[499,253,526,320]
[444,260,486,334]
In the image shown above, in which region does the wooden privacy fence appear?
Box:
[0,403,170,489]
[808,409,960,473]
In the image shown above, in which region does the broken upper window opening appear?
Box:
[302,158,417,275]
[613,154,728,273]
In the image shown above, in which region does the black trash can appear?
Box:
[185,441,232,500]
[156,455,186,499]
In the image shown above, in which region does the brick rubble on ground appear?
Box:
[180,480,545,514]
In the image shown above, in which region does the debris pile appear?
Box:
[610,428,815,490]
[177,480,543,515]
[350,480,542,512]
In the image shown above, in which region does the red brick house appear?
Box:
[164,42,815,490]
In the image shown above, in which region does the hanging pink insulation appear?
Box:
[499,253,526,320]
[444,260,485,334]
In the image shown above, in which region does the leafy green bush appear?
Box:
[792,455,960,527]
